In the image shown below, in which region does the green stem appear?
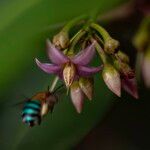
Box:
[69,29,87,51]
[90,23,111,41]
[68,19,95,52]
[61,14,88,33]
[91,38,107,64]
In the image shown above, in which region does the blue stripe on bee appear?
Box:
[22,100,42,127]
[22,108,39,115]
[24,115,34,122]
[23,106,40,112]
[24,103,41,109]
[25,100,41,107]
[22,100,41,114]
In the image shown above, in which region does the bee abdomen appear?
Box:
[22,100,41,127]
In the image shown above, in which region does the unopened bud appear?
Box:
[102,64,121,97]
[122,77,139,99]
[70,81,84,113]
[53,31,69,49]
[63,62,76,87]
[114,60,133,79]
[116,51,129,63]
[79,77,94,100]
[142,46,150,87]
[104,38,119,54]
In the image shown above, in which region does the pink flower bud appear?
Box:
[122,77,139,99]
[102,64,121,97]
[53,31,69,49]
[114,60,139,98]
[79,77,94,100]
[70,81,84,113]
[63,62,76,87]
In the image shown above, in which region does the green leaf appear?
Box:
[0,0,127,149]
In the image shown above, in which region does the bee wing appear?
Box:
[46,85,66,113]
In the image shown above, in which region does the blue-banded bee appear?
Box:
[22,85,64,127]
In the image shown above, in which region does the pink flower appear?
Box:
[35,39,102,87]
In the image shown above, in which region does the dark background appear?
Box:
[0,0,150,150]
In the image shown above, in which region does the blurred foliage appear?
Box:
[0,0,127,150]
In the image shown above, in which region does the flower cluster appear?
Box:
[35,18,139,113]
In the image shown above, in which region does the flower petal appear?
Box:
[46,39,69,64]
[79,77,94,100]
[70,81,84,113]
[35,58,61,74]
[77,65,103,76]
[72,42,96,65]
[122,77,139,99]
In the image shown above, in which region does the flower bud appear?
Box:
[116,50,129,63]
[63,62,76,87]
[104,38,119,54]
[79,77,94,100]
[118,62,135,79]
[53,31,69,49]
[122,77,139,99]
[70,81,84,113]
[102,64,121,97]
[113,59,138,98]
[142,46,150,87]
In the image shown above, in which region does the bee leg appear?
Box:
[50,106,54,113]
